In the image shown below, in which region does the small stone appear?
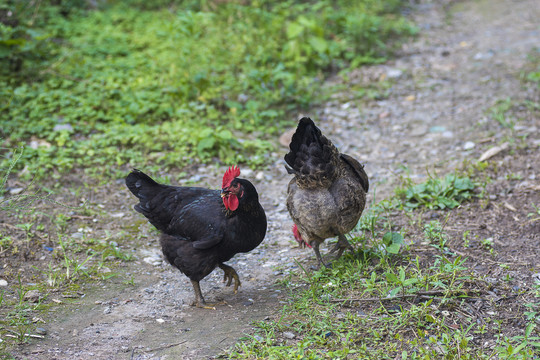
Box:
[9,187,24,195]
[53,123,73,132]
[253,335,263,341]
[144,288,155,294]
[0,279,7,287]
[411,126,428,137]
[35,327,47,335]
[429,126,446,133]
[256,172,264,181]
[463,141,475,150]
[386,68,403,78]
[24,290,41,303]
[243,300,254,306]
[188,174,202,183]
[156,318,165,324]
[282,331,295,339]
[103,307,111,314]
[405,95,416,101]
[442,131,454,138]
[143,254,162,266]
[72,329,79,337]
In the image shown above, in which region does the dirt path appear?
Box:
[15,0,539,359]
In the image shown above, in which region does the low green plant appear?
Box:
[396,173,477,210]
[1,0,417,180]
[424,220,447,250]
[488,98,516,129]
[528,203,540,222]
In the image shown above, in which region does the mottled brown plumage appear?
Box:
[285,117,369,267]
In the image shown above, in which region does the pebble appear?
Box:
[103,307,111,314]
[156,318,165,324]
[463,141,475,150]
[411,126,428,136]
[429,126,446,133]
[35,327,47,335]
[253,335,263,341]
[442,131,454,138]
[0,279,7,287]
[386,68,403,78]
[143,255,162,266]
[24,290,41,303]
[282,331,295,339]
[473,50,494,60]
[9,187,24,195]
[53,123,73,132]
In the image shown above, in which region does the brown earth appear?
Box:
[1,0,539,359]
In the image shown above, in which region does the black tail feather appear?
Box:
[284,117,325,170]
[125,169,161,201]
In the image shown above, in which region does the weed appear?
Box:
[528,203,540,222]
[396,173,477,210]
[1,1,416,179]
[489,98,516,129]
[423,220,447,250]
[462,230,470,248]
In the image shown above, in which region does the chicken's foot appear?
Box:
[189,280,224,310]
[219,263,242,293]
[313,242,332,268]
[330,234,356,260]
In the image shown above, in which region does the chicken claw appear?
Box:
[219,263,241,293]
[330,234,356,259]
[189,280,228,309]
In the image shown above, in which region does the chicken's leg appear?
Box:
[330,234,356,260]
[219,263,241,293]
[313,242,331,268]
[190,280,219,310]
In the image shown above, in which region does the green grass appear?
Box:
[395,173,478,210]
[1,0,417,180]
[226,203,539,359]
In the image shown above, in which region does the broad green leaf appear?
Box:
[286,22,304,39]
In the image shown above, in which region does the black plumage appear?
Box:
[125,168,267,307]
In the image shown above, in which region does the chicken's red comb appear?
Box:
[222,165,241,188]
[292,224,301,241]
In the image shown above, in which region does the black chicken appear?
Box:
[285,117,369,267]
[125,166,267,308]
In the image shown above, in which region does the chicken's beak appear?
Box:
[221,188,229,198]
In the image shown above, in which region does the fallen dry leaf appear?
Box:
[503,202,517,212]
[478,142,509,162]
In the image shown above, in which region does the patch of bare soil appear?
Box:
[2,0,539,358]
